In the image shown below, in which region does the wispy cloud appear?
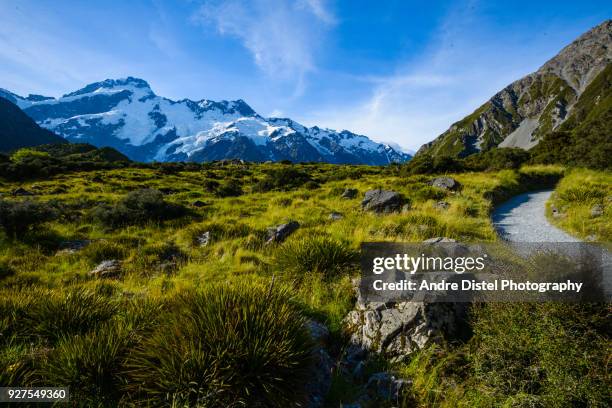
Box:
[302,1,578,151]
[193,0,335,92]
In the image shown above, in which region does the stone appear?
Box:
[197,231,211,247]
[365,372,411,401]
[305,320,333,408]
[434,201,450,210]
[307,319,330,344]
[551,206,563,219]
[192,200,207,207]
[344,301,466,361]
[329,211,343,221]
[341,188,358,199]
[89,260,122,278]
[12,187,33,196]
[361,190,403,213]
[266,221,299,244]
[590,204,604,217]
[422,237,457,243]
[56,240,91,255]
[429,177,460,191]
[401,203,411,213]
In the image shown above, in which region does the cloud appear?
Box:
[301,1,573,151]
[193,0,335,85]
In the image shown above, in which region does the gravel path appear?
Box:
[492,190,580,242]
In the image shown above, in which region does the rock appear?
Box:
[329,211,343,221]
[89,260,122,278]
[307,319,330,344]
[344,301,466,361]
[56,240,91,255]
[429,177,460,191]
[365,372,411,401]
[551,206,563,219]
[192,200,207,207]
[585,234,597,242]
[434,201,450,210]
[590,204,604,217]
[12,187,33,196]
[361,190,403,213]
[197,231,211,247]
[266,221,299,244]
[305,320,333,408]
[401,203,411,213]
[341,188,358,199]
[422,237,457,243]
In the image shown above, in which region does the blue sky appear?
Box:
[0,0,610,151]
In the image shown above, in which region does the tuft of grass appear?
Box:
[276,235,358,278]
[124,283,314,407]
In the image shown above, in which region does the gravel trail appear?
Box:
[492,190,579,242]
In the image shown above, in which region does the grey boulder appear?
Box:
[89,260,122,278]
[266,221,299,244]
[429,177,460,191]
[361,190,404,213]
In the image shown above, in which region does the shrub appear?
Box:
[89,189,187,227]
[0,200,58,237]
[276,235,358,278]
[125,284,314,407]
[215,180,243,197]
[253,167,314,192]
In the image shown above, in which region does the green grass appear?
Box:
[0,162,609,406]
[547,168,612,240]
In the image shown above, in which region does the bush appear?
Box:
[125,284,314,407]
[276,235,358,278]
[215,180,243,197]
[89,189,187,227]
[0,200,58,237]
[253,167,314,192]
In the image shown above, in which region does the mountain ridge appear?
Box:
[1,78,410,165]
[0,96,66,153]
[417,19,612,158]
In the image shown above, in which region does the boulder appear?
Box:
[329,211,343,221]
[12,187,33,196]
[434,201,450,210]
[197,231,211,247]
[590,204,604,217]
[305,320,333,408]
[266,221,299,244]
[365,372,411,401]
[89,260,122,278]
[429,177,460,191]
[56,240,91,255]
[344,301,466,361]
[341,188,358,199]
[361,190,403,213]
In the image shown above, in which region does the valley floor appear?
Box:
[0,162,609,407]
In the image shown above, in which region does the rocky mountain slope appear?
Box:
[0,97,66,153]
[417,19,612,158]
[0,79,410,164]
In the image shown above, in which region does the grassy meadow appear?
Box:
[0,160,609,407]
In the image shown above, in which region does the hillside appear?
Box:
[0,97,66,152]
[0,79,411,165]
[417,20,611,161]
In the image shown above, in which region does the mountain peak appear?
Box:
[63,77,153,98]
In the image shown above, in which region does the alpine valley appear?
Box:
[0,80,410,165]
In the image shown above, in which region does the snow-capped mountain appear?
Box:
[0,78,411,164]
